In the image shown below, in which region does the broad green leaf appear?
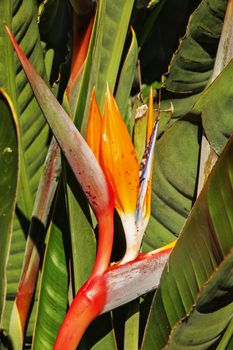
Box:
[196,0,233,195]
[194,60,233,155]
[91,0,135,112]
[124,300,140,350]
[8,138,61,350]
[219,319,233,350]
[161,0,228,119]
[142,135,233,349]
[67,183,96,292]
[135,0,201,87]
[0,0,50,338]
[12,0,50,211]
[0,89,19,333]
[165,0,227,93]
[143,116,200,251]
[143,0,231,250]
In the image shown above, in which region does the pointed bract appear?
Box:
[5,24,115,277]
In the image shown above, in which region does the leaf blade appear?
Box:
[0,89,19,327]
[142,135,233,349]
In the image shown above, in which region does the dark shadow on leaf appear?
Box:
[139,291,155,347]
[78,313,115,350]
[15,206,30,240]
[28,217,47,269]
[0,329,13,350]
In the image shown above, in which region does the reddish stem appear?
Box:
[91,209,114,277]
[53,273,107,349]
[54,185,114,349]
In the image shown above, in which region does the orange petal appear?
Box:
[86,89,102,161]
[100,87,140,214]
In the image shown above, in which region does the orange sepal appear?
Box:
[100,87,140,214]
[86,89,102,161]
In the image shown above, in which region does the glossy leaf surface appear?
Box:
[0,0,50,339]
[142,135,233,349]
[194,61,233,155]
[0,90,19,328]
[162,0,228,119]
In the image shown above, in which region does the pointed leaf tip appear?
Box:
[4,24,113,219]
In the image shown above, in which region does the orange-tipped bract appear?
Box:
[87,86,157,263]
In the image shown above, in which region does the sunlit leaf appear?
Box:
[142,135,233,349]
[0,89,19,335]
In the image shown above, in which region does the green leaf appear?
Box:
[142,0,231,250]
[135,0,199,86]
[115,28,138,121]
[0,0,50,338]
[12,0,50,213]
[124,300,140,350]
[0,89,19,331]
[94,0,135,111]
[194,60,233,155]
[32,186,69,350]
[66,183,96,292]
[165,0,227,94]
[8,138,61,350]
[72,0,135,134]
[142,135,233,349]
[161,0,228,119]
[142,116,201,251]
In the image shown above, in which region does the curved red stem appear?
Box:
[53,273,107,350]
[54,188,114,349]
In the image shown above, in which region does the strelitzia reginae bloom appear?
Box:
[5,24,174,350]
[87,86,157,263]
